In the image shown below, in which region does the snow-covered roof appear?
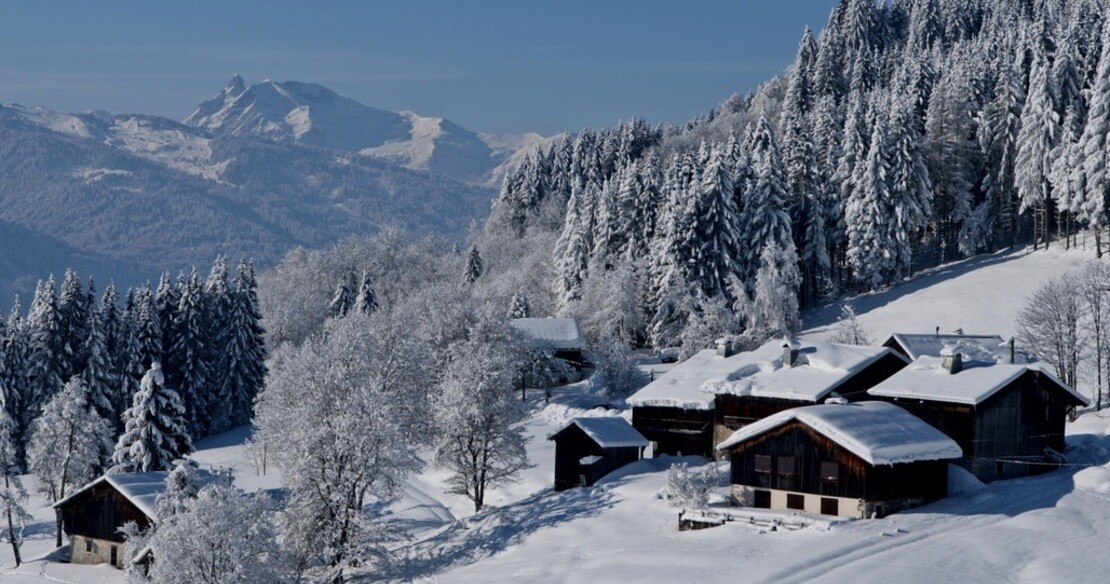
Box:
[716,401,963,466]
[549,416,649,448]
[885,333,1025,363]
[701,339,903,402]
[53,470,216,521]
[627,340,902,410]
[510,318,586,350]
[867,356,1089,406]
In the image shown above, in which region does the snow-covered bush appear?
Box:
[828,302,871,345]
[590,339,647,398]
[661,462,718,512]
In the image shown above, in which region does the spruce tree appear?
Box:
[327,273,355,319]
[508,289,531,319]
[168,269,211,438]
[27,278,63,421]
[463,246,484,284]
[1079,21,1110,256]
[56,269,89,379]
[111,361,192,473]
[82,307,117,427]
[354,271,379,315]
[1016,55,1060,250]
[220,260,268,429]
[204,258,233,433]
[739,114,792,283]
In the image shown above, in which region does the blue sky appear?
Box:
[0,1,835,135]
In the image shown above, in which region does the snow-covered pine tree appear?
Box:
[924,55,976,262]
[203,257,233,433]
[829,302,871,345]
[739,114,793,284]
[155,273,180,364]
[780,27,819,225]
[1016,53,1061,250]
[354,271,379,315]
[327,272,355,319]
[979,49,1025,249]
[155,458,202,518]
[0,409,30,567]
[553,182,596,306]
[168,269,211,438]
[508,289,531,319]
[689,144,743,300]
[1079,20,1110,256]
[56,269,90,380]
[27,277,64,424]
[463,245,484,284]
[751,240,802,337]
[28,377,111,546]
[219,260,268,430]
[885,93,932,276]
[113,306,144,437]
[847,117,894,289]
[1,300,32,469]
[82,306,117,428]
[111,361,192,473]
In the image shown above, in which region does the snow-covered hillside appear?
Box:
[185,77,548,185]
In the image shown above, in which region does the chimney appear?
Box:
[935,326,940,336]
[716,337,734,358]
[1009,337,1016,364]
[941,350,963,374]
[782,339,800,368]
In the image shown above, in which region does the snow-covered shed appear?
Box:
[867,353,1088,481]
[510,317,588,367]
[717,401,961,518]
[548,417,648,491]
[54,470,214,569]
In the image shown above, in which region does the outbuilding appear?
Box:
[717,401,962,518]
[510,317,589,369]
[53,470,212,569]
[548,417,648,491]
[867,350,1089,481]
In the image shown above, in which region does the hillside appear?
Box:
[3,245,1108,584]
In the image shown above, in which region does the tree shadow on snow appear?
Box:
[386,484,615,580]
[802,248,1032,335]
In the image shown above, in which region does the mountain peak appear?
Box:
[225,74,246,97]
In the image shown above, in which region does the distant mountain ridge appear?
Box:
[184,76,548,186]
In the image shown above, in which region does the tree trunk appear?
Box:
[55,509,63,548]
[4,476,21,567]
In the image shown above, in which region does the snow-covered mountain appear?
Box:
[185,76,547,185]
[0,100,493,301]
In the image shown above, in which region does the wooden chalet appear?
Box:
[548,417,648,491]
[867,350,1089,481]
[627,348,720,458]
[53,470,212,569]
[717,401,962,518]
[510,317,589,369]
[702,338,908,449]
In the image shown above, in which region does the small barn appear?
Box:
[627,349,721,458]
[717,401,962,518]
[867,351,1089,481]
[883,332,1025,363]
[548,417,648,491]
[510,317,588,369]
[53,470,212,569]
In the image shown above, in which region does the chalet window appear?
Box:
[753,489,771,508]
[820,497,839,516]
[753,455,772,487]
[111,545,118,566]
[820,461,839,481]
[85,539,93,553]
[786,493,805,510]
[776,456,796,488]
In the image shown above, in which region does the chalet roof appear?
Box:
[867,356,1089,406]
[716,401,963,466]
[510,318,586,350]
[53,470,216,522]
[885,333,1025,363]
[549,416,649,448]
[627,339,903,410]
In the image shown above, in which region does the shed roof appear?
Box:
[867,356,1089,406]
[53,470,216,522]
[884,333,1023,363]
[510,318,586,350]
[716,401,963,466]
[549,416,649,448]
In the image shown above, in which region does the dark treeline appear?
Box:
[0,257,267,470]
[490,0,1110,351]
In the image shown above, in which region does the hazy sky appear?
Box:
[0,1,835,135]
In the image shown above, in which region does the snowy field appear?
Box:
[3,244,1110,583]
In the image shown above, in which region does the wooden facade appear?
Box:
[550,424,644,491]
[724,420,949,518]
[631,405,714,458]
[57,480,152,544]
[713,352,909,447]
[873,369,1083,481]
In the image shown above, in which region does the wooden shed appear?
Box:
[867,353,1089,481]
[548,417,648,491]
[510,317,589,369]
[53,470,211,569]
[717,401,962,518]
